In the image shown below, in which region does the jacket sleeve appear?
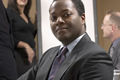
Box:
[17,63,39,80]
[0,1,17,80]
[6,8,20,47]
[79,52,113,80]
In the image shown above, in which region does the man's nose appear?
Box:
[56,17,65,26]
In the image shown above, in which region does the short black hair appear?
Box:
[52,0,85,16]
[71,0,85,16]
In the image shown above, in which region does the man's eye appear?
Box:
[64,13,71,17]
[51,16,57,21]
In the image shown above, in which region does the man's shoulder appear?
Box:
[86,41,106,52]
[44,46,60,54]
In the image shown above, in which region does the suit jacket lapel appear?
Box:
[53,50,78,80]
[53,33,91,80]
[36,47,60,80]
[112,40,120,69]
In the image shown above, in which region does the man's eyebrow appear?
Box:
[50,9,71,15]
[62,9,70,12]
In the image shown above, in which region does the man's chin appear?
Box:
[103,35,106,38]
[103,36,105,38]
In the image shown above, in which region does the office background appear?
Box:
[3,0,120,59]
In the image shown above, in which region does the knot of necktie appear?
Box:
[57,47,68,56]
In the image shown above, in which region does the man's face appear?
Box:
[49,0,85,46]
[101,15,113,39]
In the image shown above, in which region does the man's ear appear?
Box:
[81,13,85,24]
[111,24,116,32]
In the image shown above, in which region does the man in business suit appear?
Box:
[0,0,17,80]
[18,0,113,80]
[101,10,120,70]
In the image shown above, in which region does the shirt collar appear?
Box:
[60,33,85,53]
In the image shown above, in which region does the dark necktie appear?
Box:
[48,47,68,80]
[109,44,114,57]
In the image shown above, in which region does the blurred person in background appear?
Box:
[101,10,120,80]
[101,10,120,70]
[0,0,17,79]
[6,0,37,77]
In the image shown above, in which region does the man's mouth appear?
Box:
[56,26,67,32]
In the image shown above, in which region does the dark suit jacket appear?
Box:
[18,33,113,80]
[111,40,120,70]
[0,0,17,80]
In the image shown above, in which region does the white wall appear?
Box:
[41,0,95,53]
[82,0,95,41]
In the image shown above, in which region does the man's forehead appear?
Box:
[49,0,74,13]
[50,9,72,15]
[51,0,73,7]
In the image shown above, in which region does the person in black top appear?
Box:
[6,0,37,77]
[0,0,17,80]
